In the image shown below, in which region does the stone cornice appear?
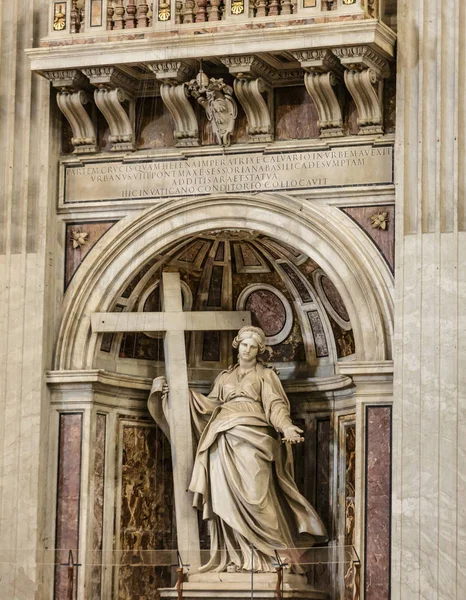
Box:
[28,20,396,73]
[46,369,356,395]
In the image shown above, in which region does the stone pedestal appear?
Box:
[159,573,328,599]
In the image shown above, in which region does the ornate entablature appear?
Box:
[29,1,395,153]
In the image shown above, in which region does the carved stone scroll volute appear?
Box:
[293,50,344,138]
[43,70,97,154]
[233,78,273,143]
[148,61,199,147]
[333,46,390,135]
[221,55,275,143]
[81,66,137,152]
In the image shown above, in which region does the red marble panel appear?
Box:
[281,263,312,302]
[136,96,176,149]
[177,239,206,263]
[341,206,395,272]
[90,414,106,599]
[240,243,261,267]
[121,257,159,298]
[232,272,306,364]
[345,92,360,136]
[118,423,175,596]
[275,86,320,140]
[207,265,224,307]
[383,70,396,135]
[315,418,331,533]
[344,423,356,600]
[54,413,83,600]
[328,316,355,358]
[245,289,286,337]
[320,275,350,321]
[65,222,116,288]
[365,406,392,600]
[97,110,112,152]
[308,311,329,358]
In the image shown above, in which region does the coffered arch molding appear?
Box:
[54,193,393,371]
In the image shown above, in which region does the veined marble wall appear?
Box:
[393,0,466,596]
[0,0,55,598]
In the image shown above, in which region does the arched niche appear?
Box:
[47,192,394,599]
[54,193,393,373]
[94,229,356,380]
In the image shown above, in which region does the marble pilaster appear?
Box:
[393,1,466,597]
[0,0,55,598]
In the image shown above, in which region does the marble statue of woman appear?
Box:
[157,326,327,573]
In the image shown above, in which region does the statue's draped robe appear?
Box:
[188,363,327,572]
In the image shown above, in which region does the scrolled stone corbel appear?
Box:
[333,46,390,135]
[56,91,97,153]
[160,84,199,147]
[292,50,344,138]
[233,78,273,143]
[221,55,275,143]
[43,69,97,154]
[82,67,137,151]
[148,61,199,147]
[93,88,134,151]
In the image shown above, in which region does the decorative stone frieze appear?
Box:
[221,55,276,83]
[221,55,302,85]
[293,49,344,138]
[81,66,138,151]
[148,60,196,85]
[148,60,199,147]
[333,46,389,135]
[43,69,97,154]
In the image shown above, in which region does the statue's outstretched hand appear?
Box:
[282,425,304,444]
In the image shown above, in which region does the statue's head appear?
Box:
[232,326,266,355]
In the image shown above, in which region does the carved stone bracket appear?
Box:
[221,54,301,86]
[221,55,276,83]
[148,60,196,85]
[333,46,390,135]
[161,84,199,147]
[233,78,273,143]
[148,61,199,147]
[43,69,97,154]
[293,50,344,138]
[221,56,274,143]
[81,67,137,151]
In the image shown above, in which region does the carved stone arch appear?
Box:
[54,193,393,371]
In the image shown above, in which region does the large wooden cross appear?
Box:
[91,271,251,569]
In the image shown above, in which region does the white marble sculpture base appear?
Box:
[159,572,328,599]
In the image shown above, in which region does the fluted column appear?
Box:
[393,1,466,599]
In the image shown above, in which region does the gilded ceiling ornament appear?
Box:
[70,229,89,249]
[370,210,389,230]
[187,69,238,147]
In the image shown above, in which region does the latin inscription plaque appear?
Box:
[63,144,393,203]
